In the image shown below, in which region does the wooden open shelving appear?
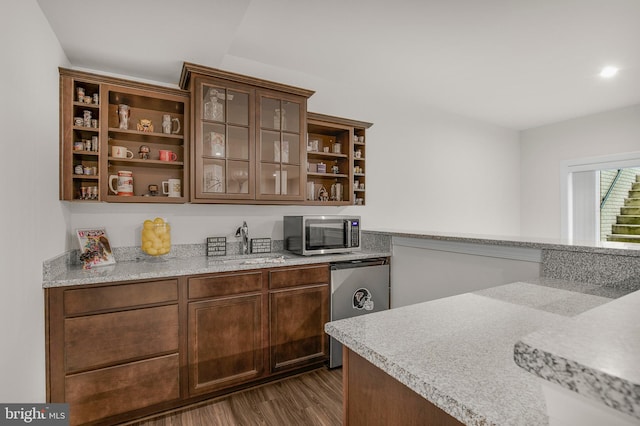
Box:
[306,112,372,205]
[59,68,189,203]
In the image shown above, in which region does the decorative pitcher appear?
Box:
[162,114,181,134]
[118,104,130,130]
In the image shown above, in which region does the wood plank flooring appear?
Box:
[126,367,342,426]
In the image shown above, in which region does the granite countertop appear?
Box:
[367,228,640,257]
[42,250,391,288]
[325,278,635,425]
[514,289,640,421]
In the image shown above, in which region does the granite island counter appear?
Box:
[325,278,639,426]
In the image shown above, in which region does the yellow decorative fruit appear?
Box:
[141,218,171,256]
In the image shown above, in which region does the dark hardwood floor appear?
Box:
[126,367,342,426]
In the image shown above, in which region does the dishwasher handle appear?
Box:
[330,258,388,270]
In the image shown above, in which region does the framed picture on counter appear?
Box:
[76,228,115,268]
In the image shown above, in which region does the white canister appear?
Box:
[331,183,343,201]
[109,171,134,196]
[307,181,315,201]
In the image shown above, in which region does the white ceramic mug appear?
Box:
[112,145,134,159]
[162,178,181,197]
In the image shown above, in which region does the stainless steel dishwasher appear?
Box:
[329,258,390,368]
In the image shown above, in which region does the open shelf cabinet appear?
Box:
[59,68,190,203]
[306,112,372,205]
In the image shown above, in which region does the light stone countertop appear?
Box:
[325,279,629,426]
[514,289,640,421]
[367,228,640,257]
[42,250,391,288]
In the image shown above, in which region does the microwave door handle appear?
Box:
[345,220,352,247]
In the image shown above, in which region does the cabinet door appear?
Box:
[269,284,329,372]
[193,77,255,200]
[256,90,306,201]
[188,294,264,395]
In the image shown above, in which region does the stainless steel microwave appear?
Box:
[283,215,361,255]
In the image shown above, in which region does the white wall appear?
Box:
[65,55,522,249]
[0,0,70,402]
[520,105,640,238]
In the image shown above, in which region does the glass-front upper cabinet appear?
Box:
[181,62,313,204]
[256,91,304,201]
[193,78,254,200]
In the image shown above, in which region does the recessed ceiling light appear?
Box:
[599,66,619,78]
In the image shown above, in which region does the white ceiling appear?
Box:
[37,0,640,130]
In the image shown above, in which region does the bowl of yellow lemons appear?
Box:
[141,217,171,256]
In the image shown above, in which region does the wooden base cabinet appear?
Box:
[46,279,180,425]
[187,271,266,396]
[269,265,330,372]
[65,354,180,425]
[46,264,330,425]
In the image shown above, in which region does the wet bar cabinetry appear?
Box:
[59,68,189,203]
[61,65,372,205]
[46,263,329,425]
[180,63,314,204]
[306,112,372,205]
[46,279,181,425]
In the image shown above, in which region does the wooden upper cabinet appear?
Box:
[59,68,190,203]
[59,70,103,202]
[256,90,306,201]
[60,65,373,206]
[191,77,255,200]
[306,112,372,206]
[102,84,189,203]
[180,62,314,204]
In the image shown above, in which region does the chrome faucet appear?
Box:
[236,221,249,255]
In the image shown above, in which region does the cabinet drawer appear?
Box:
[269,264,330,290]
[64,305,178,373]
[64,279,178,315]
[188,272,263,299]
[65,354,180,425]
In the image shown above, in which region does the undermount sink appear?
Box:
[210,255,288,265]
[239,255,287,265]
